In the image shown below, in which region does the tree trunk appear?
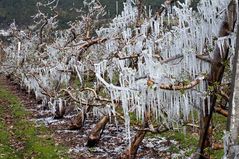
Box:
[196,0,237,158]
[87,116,109,147]
[69,112,85,130]
[120,130,146,159]
[225,2,239,157]
[120,111,151,159]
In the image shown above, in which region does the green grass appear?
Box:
[144,112,227,158]
[145,129,199,157]
[213,113,227,141]
[162,131,198,156]
[207,113,227,159]
[210,147,225,157]
[0,85,68,159]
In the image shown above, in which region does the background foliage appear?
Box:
[0,0,166,28]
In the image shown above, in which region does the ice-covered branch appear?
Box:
[160,54,184,64]
[159,76,205,90]
[196,54,212,63]
[39,18,48,45]
[77,38,107,49]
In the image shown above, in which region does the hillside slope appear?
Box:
[0,0,165,28]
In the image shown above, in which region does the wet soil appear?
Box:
[0,76,184,159]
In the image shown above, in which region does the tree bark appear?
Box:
[87,116,109,147]
[196,0,237,158]
[69,112,85,130]
[215,107,228,117]
[120,111,151,159]
[120,130,146,159]
[225,1,239,157]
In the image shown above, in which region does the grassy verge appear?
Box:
[0,85,68,159]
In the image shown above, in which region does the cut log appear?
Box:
[87,116,109,147]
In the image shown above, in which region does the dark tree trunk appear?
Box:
[120,130,146,159]
[195,0,237,158]
[87,116,109,147]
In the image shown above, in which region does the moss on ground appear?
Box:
[0,86,68,159]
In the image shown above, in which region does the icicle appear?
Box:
[121,91,131,145]
[207,96,211,115]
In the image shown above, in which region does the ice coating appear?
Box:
[0,0,237,145]
[93,0,236,142]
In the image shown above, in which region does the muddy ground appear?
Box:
[0,76,185,159]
